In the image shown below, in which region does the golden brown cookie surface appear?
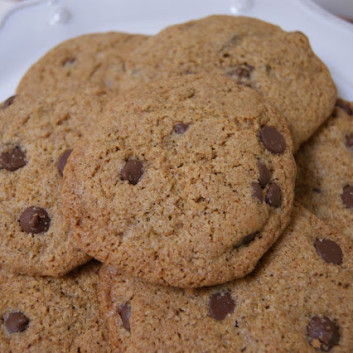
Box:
[0,261,110,353]
[62,74,296,288]
[122,15,337,151]
[0,85,106,276]
[17,32,148,97]
[99,206,353,353]
[296,99,353,242]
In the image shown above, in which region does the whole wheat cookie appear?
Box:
[0,85,106,276]
[62,74,296,288]
[17,32,148,97]
[99,205,353,353]
[122,15,337,151]
[0,261,110,353]
[296,99,353,242]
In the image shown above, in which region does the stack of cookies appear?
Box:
[1,15,352,353]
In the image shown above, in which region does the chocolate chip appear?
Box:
[2,95,16,110]
[251,182,263,202]
[257,161,270,187]
[119,302,131,332]
[341,185,353,208]
[307,316,340,351]
[313,188,322,194]
[4,312,30,333]
[120,160,144,185]
[174,123,189,134]
[57,149,72,176]
[209,291,235,321]
[336,99,353,115]
[259,126,286,154]
[345,133,353,148]
[265,182,281,208]
[0,146,27,171]
[20,206,51,234]
[314,238,343,265]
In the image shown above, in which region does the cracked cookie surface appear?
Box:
[0,261,110,353]
[122,15,336,151]
[296,100,353,243]
[17,32,148,97]
[62,74,296,288]
[0,85,105,276]
[99,206,353,353]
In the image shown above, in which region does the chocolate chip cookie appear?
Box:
[62,74,296,288]
[122,15,337,151]
[0,261,110,353]
[99,205,353,353]
[17,32,148,97]
[0,86,105,276]
[296,99,353,243]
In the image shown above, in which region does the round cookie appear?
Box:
[296,99,353,243]
[0,261,110,353]
[62,74,296,288]
[122,15,337,151]
[99,205,353,353]
[17,32,148,97]
[0,86,106,276]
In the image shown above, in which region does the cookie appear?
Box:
[62,73,296,288]
[296,99,353,243]
[17,32,148,97]
[0,261,110,353]
[0,85,106,276]
[99,205,353,353]
[122,15,337,151]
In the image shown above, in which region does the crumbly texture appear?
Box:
[0,86,107,276]
[0,261,110,353]
[62,74,296,288]
[121,15,337,151]
[296,100,353,242]
[17,32,148,97]
[99,205,353,353]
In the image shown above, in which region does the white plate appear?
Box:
[0,0,353,101]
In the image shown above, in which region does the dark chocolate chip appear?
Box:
[336,99,353,115]
[313,188,322,194]
[259,126,286,154]
[257,161,270,188]
[2,95,16,110]
[251,182,263,202]
[57,149,72,176]
[4,312,30,333]
[314,238,343,265]
[20,206,51,234]
[120,160,144,185]
[119,302,131,332]
[209,291,235,321]
[174,123,189,134]
[345,133,353,148]
[341,185,353,208]
[265,182,281,208]
[307,316,340,352]
[0,146,27,171]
